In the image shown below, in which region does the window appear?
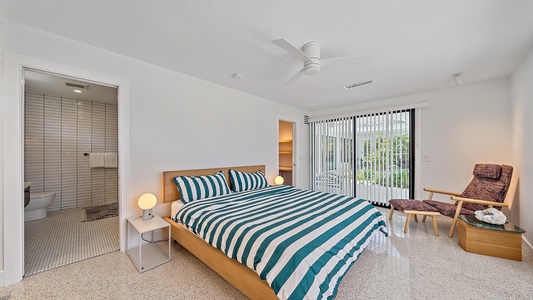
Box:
[310,109,414,205]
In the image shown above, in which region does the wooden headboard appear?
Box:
[162,165,265,203]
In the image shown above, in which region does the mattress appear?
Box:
[174,185,388,300]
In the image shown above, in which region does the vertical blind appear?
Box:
[310,117,355,195]
[310,109,413,205]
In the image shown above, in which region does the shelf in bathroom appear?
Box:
[24,181,33,190]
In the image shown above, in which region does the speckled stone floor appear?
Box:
[2,207,532,299]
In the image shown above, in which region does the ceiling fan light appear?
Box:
[304,66,320,76]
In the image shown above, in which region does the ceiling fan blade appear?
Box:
[284,69,306,86]
[321,54,377,68]
[272,39,313,63]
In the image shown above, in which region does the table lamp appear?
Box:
[138,193,157,220]
[274,175,284,185]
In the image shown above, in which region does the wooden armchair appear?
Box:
[422,164,513,238]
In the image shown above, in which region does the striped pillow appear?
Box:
[229,169,269,192]
[174,171,231,204]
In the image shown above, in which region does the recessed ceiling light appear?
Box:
[74,89,82,93]
[344,80,374,89]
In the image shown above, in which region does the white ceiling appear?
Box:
[3,0,533,112]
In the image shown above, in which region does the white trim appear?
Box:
[1,51,130,286]
[309,102,431,122]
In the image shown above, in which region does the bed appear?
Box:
[162,165,387,300]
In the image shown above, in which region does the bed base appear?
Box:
[164,217,278,300]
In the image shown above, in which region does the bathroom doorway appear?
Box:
[23,70,120,276]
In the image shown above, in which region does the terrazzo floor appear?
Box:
[2,207,532,299]
[24,207,119,276]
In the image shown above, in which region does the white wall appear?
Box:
[418,79,513,198]
[312,79,515,220]
[0,20,309,286]
[511,46,533,246]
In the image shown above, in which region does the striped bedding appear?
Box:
[174,185,387,300]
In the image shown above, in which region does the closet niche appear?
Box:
[278,121,293,186]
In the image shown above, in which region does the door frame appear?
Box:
[1,52,131,286]
[277,116,297,186]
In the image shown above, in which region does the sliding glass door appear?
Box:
[310,109,414,205]
[354,110,413,205]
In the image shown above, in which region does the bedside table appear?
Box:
[126,215,171,273]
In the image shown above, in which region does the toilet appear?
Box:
[24,192,56,221]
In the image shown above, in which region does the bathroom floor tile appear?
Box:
[24,207,119,276]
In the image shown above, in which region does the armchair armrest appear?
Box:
[451,196,509,208]
[423,188,462,197]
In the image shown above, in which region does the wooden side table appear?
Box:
[126,215,171,272]
[458,215,525,261]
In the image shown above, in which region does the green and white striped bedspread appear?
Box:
[174,185,388,300]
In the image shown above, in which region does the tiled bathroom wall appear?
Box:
[25,92,118,211]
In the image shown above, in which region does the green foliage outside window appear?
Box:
[358,133,410,188]
[356,168,374,181]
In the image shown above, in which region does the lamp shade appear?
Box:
[274,176,284,185]
[138,193,157,210]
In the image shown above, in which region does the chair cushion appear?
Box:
[423,200,476,218]
[389,199,439,213]
[472,164,501,179]
[461,164,513,211]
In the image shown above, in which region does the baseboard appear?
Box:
[523,236,533,254]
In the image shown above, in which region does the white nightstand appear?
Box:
[126,215,171,273]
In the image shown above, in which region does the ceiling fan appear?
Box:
[272,38,376,86]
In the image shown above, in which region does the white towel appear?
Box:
[104,153,118,168]
[90,153,105,168]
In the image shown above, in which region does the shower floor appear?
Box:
[24,207,119,276]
